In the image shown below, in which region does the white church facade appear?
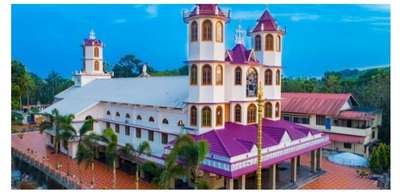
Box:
[43,4,329,189]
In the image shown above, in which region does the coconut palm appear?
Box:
[59,114,75,176]
[120,141,151,189]
[162,134,209,189]
[76,132,100,187]
[159,148,185,189]
[99,128,118,189]
[39,108,64,169]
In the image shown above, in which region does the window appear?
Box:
[136,128,141,138]
[247,104,257,124]
[115,124,120,133]
[234,67,242,85]
[137,115,142,120]
[372,131,375,139]
[106,110,111,115]
[125,125,130,136]
[190,106,197,126]
[246,68,258,97]
[106,122,110,129]
[264,69,273,85]
[125,113,130,119]
[275,102,280,118]
[190,64,198,85]
[148,130,154,141]
[276,35,281,52]
[234,104,241,122]
[216,106,223,126]
[149,117,155,122]
[283,115,291,121]
[254,35,261,51]
[85,116,94,130]
[265,34,274,51]
[190,21,198,42]
[202,106,212,127]
[216,64,223,85]
[276,69,281,85]
[216,21,223,42]
[202,20,212,41]
[265,102,272,118]
[202,64,212,85]
[177,120,184,127]
[344,143,352,149]
[94,61,100,71]
[316,115,325,125]
[94,47,99,57]
[50,135,54,144]
[162,118,169,124]
[162,133,168,144]
[116,112,120,117]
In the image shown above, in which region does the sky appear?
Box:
[11,4,390,78]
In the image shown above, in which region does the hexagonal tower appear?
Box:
[73,30,112,87]
[250,10,285,121]
[183,4,230,134]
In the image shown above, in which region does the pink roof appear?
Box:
[225,44,259,64]
[282,92,354,116]
[194,119,321,157]
[337,111,375,121]
[187,4,227,18]
[326,132,365,144]
[252,10,278,32]
[84,38,102,46]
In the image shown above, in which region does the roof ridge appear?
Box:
[214,130,232,157]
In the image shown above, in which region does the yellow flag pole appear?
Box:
[256,82,264,190]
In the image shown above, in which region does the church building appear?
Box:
[43,4,330,189]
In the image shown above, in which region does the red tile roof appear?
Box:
[84,38,102,46]
[187,4,227,18]
[252,10,278,32]
[325,132,365,144]
[225,44,259,64]
[282,92,353,116]
[337,111,375,121]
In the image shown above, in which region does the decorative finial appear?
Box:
[215,6,219,15]
[261,23,264,31]
[139,64,150,78]
[234,24,245,45]
[89,29,96,39]
[196,5,200,15]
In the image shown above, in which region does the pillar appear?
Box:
[239,175,246,189]
[310,150,317,173]
[316,148,322,171]
[296,156,301,170]
[227,177,234,190]
[266,164,276,189]
[290,157,297,183]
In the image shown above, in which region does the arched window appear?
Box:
[116,112,120,117]
[190,64,198,85]
[190,106,197,126]
[235,67,242,85]
[247,104,257,124]
[264,69,273,85]
[177,120,184,127]
[162,118,169,124]
[202,106,212,127]
[255,35,261,51]
[265,34,274,51]
[106,110,111,115]
[202,20,212,41]
[94,61,100,71]
[191,21,198,42]
[277,35,281,52]
[246,68,258,97]
[234,104,241,122]
[136,115,142,120]
[216,106,223,126]
[125,113,130,119]
[149,117,155,122]
[275,102,280,118]
[276,69,281,85]
[202,64,212,85]
[94,47,99,57]
[216,64,223,85]
[265,102,272,118]
[216,21,223,42]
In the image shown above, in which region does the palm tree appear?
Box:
[59,115,75,176]
[39,108,64,169]
[99,128,119,189]
[159,148,185,189]
[162,134,209,189]
[76,132,99,188]
[120,142,151,189]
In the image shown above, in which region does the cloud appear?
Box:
[230,10,264,20]
[273,13,320,22]
[231,10,320,22]
[145,5,158,18]
[113,18,127,24]
[340,16,390,29]
[358,4,390,12]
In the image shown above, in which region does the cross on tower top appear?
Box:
[234,24,245,45]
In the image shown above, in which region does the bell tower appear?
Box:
[73,29,112,87]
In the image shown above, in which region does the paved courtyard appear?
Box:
[12,131,377,189]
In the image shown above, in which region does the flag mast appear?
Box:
[256,82,264,189]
